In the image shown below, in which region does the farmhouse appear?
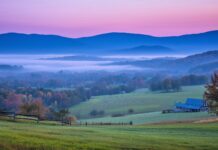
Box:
[175,98,207,112]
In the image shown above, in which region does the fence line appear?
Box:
[79,121,133,126]
[0,111,39,123]
[0,111,133,126]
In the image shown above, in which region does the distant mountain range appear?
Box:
[111,50,218,74]
[0,30,218,54]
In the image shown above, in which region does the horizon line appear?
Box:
[0,29,218,39]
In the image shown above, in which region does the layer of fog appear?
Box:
[102,54,187,60]
[0,54,185,72]
[0,55,140,72]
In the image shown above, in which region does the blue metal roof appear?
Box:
[176,98,205,110]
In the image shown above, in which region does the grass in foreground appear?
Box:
[70,85,205,118]
[0,120,218,150]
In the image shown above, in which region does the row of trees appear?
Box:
[180,75,208,85]
[149,78,181,92]
[0,71,147,89]
[0,70,208,95]
[149,74,209,92]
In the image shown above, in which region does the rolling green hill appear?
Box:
[70,85,205,119]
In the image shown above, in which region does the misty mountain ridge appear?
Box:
[0,30,218,54]
[111,50,218,73]
[189,61,218,74]
[165,50,218,69]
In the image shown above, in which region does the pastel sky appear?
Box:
[0,0,218,37]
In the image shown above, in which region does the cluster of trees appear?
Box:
[0,70,208,95]
[0,72,149,102]
[0,87,90,120]
[149,74,209,92]
[149,78,181,92]
[89,84,135,96]
[0,71,147,89]
[86,75,147,96]
[180,75,208,85]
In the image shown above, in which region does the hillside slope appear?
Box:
[111,50,218,73]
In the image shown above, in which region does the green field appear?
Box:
[0,120,218,150]
[70,85,205,119]
[81,112,212,125]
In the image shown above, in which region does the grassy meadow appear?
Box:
[70,85,205,119]
[0,120,218,150]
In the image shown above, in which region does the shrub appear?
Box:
[89,110,105,117]
[111,113,125,117]
[90,110,98,116]
[128,109,134,114]
[65,116,77,125]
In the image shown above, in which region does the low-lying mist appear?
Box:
[0,53,187,72]
[0,54,145,72]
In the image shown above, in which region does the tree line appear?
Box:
[149,74,208,92]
